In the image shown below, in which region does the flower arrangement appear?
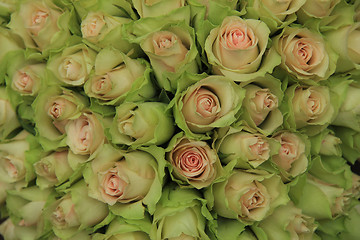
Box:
[0,0,360,239]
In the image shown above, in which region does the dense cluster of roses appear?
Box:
[0,0,360,239]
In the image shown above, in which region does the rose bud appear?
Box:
[83,144,165,219]
[8,0,71,52]
[310,130,342,157]
[272,131,309,181]
[216,127,280,169]
[93,216,152,240]
[284,84,336,135]
[205,16,281,83]
[44,180,108,240]
[273,26,337,84]
[33,86,87,151]
[297,0,340,23]
[258,201,319,240]
[84,47,156,105]
[333,126,360,164]
[5,186,54,240]
[207,169,289,224]
[174,75,245,137]
[0,87,21,140]
[81,11,138,53]
[65,111,105,156]
[34,150,74,189]
[0,131,30,185]
[139,23,199,92]
[11,63,44,96]
[110,102,174,147]
[150,185,212,240]
[166,133,222,189]
[132,0,185,18]
[47,43,96,86]
[325,22,360,73]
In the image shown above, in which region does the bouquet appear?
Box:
[0,0,360,239]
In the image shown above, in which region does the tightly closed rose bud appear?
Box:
[166,133,221,189]
[216,127,280,169]
[84,144,164,219]
[47,43,96,86]
[273,26,336,83]
[207,169,289,224]
[258,201,319,240]
[8,0,70,52]
[110,102,174,147]
[0,87,21,140]
[44,180,108,239]
[205,16,281,82]
[150,186,211,240]
[34,150,74,189]
[325,22,360,73]
[84,47,156,105]
[132,0,185,18]
[174,75,245,136]
[272,131,309,181]
[65,111,105,156]
[140,24,199,91]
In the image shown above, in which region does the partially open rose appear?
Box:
[205,16,280,82]
[273,26,336,83]
[65,111,105,156]
[11,63,44,96]
[174,75,245,136]
[209,169,289,223]
[166,134,220,189]
[132,0,185,18]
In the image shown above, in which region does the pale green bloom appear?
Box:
[0,87,21,140]
[131,0,186,18]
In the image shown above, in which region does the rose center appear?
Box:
[49,101,64,119]
[307,94,320,115]
[241,188,266,212]
[5,158,18,178]
[61,58,82,81]
[295,41,313,66]
[14,72,33,92]
[158,36,173,49]
[249,137,269,160]
[32,10,48,26]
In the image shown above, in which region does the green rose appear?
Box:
[150,185,212,240]
[132,0,186,18]
[47,43,96,86]
[205,16,281,83]
[173,74,245,138]
[84,47,156,105]
[333,126,360,164]
[297,0,340,23]
[207,169,289,224]
[83,144,165,219]
[310,129,342,157]
[0,87,21,140]
[109,102,174,147]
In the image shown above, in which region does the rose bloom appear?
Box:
[65,111,105,156]
[299,0,340,19]
[260,0,306,21]
[272,131,308,180]
[11,64,44,96]
[274,26,335,82]
[167,136,218,189]
[0,87,21,140]
[177,75,245,134]
[132,0,185,18]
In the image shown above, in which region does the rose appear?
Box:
[205,16,281,82]
[0,219,16,240]
[325,22,360,73]
[318,132,342,156]
[333,126,360,164]
[140,24,199,91]
[284,84,335,135]
[207,169,289,224]
[132,0,185,18]
[65,111,105,156]
[273,26,336,83]
[173,75,245,137]
[10,63,44,96]
[0,131,29,185]
[150,186,211,240]
[0,87,21,140]
[243,0,306,32]
[258,201,318,240]
[34,150,74,189]
[83,144,164,219]
[44,180,108,239]
[8,0,70,52]
[33,86,87,151]
[84,47,156,105]
[166,133,221,189]
[297,0,340,23]
[47,43,96,86]
[93,217,152,240]
[5,186,53,240]
[272,131,309,181]
[109,102,174,147]
[216,127,280,169]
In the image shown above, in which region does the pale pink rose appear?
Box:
[81,12,106,38]
[51,196,80,229]
[65,112,105,155]
[168,137,218,188]
[12,71,34,94]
